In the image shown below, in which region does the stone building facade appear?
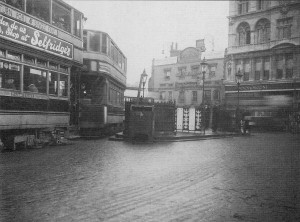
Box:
[224,0,300,126]
[148,42,224,108]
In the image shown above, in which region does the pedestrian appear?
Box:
[245,119,250,135]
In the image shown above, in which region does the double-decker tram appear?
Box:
[78,30,127,137]
[0,0,84,149]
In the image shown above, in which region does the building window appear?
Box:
[256,19,270,43]
[286,54,294,79]
[160,91,166,100]
[237,22,251,45]
[277,18,292,40]
[209,66,216,78]
[23,66,47,93]
[263,57,270,80]
[213,90,220,101]
[257,0,269,10]
[192,91,197,102]
[235,59,242,75]
[178,91,185,103]
[26,0,50,22]
[254,58,261,80]
[276,69,283,79]
[204,90,211,103]
[164,69,171,80]
[276,55,284,79]
[263,70,269,80]
[89,32,100,52]
[101,34,108,54]
[238,0,249,15]
[178,67,186,77]
[52,0,71,32]
[73,10,82,38]
[243,59,250,81]
[6,0,24,11]
[191,66,199,75]
[168,91,172,101]
[0,60,20,90]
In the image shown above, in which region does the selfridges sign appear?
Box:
[0,15,73,59]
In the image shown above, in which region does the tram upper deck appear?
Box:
[0,0,84,132]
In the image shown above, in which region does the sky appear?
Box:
[66,1,229,86]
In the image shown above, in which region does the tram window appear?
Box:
[0,61,20,90]
[89,32,100,52]
[24,55,35,64]
[6,0,24,11]
[26,0,50,22]
[59,74,68,97]
[59,65,68,73]
[37,59,47,67]
[52,1,71,33]
[7,51,21,61]
[101,34,107,54]
[24,66,47,93]
[83,34,87,51]
[73,10,82,38]
[118,52,122,67]
[0,49,5,58]
[49,62,58,70]
[49,72,58,95]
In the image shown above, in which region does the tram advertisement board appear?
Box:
[0,15,73,59]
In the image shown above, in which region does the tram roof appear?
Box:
[84,29,126,58]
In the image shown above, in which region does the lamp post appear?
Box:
[141,69,148,98]
[235,68,243,130]
[201,57,208,134]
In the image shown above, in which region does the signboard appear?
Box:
[175,81,200,90]
[0,90,68,100]
[225,82,300,92]
[0,15,73,59]
[0,3,58,35]
[196,39,206,52]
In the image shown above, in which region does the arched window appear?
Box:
[255,19,271,43]
[237,22,251,45]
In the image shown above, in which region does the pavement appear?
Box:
[109,129,239,142]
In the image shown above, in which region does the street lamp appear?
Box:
[141,69,148,98]
[235,68,243,130]
[201,57,208,134]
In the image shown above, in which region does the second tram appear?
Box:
[77,30,127,137]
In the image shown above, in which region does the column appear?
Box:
[261,57,264,80]
[250,57,255,81]
[270,55,276,80]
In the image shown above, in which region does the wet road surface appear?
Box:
[1,133,300,221]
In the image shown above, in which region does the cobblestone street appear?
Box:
[1,133,300,222]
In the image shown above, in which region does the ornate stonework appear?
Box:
[179,47,201,63]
